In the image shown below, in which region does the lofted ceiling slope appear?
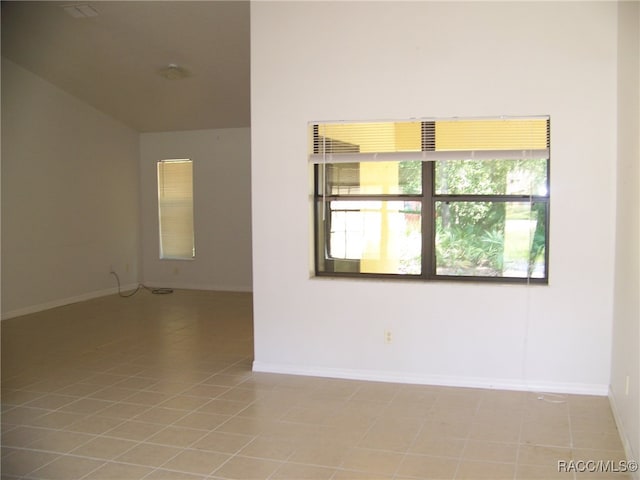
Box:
[1,1,250,132]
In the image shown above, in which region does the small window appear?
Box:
[311,117,550,283]
[157,159,195,260]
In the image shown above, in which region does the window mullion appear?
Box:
[422,162,434,279]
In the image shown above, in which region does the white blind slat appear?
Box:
[309,116,550,163]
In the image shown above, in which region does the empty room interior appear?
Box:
[1,1,639,479]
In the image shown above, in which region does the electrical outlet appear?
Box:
[384,330,393,344]
[109,264,115,273]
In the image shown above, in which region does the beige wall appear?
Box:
[1,59,140,318]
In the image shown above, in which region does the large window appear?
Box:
[157,159,195,260]
[311,117,550,283]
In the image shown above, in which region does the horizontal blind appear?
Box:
[157,159,195,259]
[309,116,549,163]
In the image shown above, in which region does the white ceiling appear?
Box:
[1,1,250,132]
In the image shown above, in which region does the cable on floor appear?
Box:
[110,271,173,297]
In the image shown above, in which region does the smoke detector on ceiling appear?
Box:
[158,64,191,80]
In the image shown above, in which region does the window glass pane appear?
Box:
[319,161,422,195]
[317,200,422,275]
[435,201,546,278]
[434,159,548,196]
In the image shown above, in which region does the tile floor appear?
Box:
[1,289,630,480]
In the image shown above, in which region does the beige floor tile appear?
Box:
[82,461,154,479]
[280,405,331,425]
[455,460,516,479]
[516,463,573,479]
[521,420,572,447]
[236,401,294,420]
[24,393,77,410]
[332,469,395,480]
[82,373,129,387]
[180,384,229,398]
[394,384,442,403]
[287,440,348,468]
[103,419,165,441]
[351,382,401,403]
[26,430,95,453]
[358,417,423,452]
[88,386,138,402]
[97,401,151,419]
[237,436,297,461]
[70,435,138,460]
[203,373,252,387]
[215,416,277,436]
[1,449,59,477]
[125,390,174,406]
[340,447,405,475]
[468,419,522,443]
[270,462,335,479]
[571,448,627,463]
[517,444,573,466]
[197,398,250,416]
[1,405,49,426]
[134,406,189,424]
[462,439,519,464]
[1,426,50,448]
[28,410,88,429]
[211,455,282,479]
[409,433,466,458]
[572,429,625,450]
[217,387,265,403]
[173,411,230,430]
[421,419,473,440]
[113,376,158,390]
[65,414,125,434]
[115,442,183,467]
[160,449,231,475]
[144,469,209,479]
[396,453,459,479]
[1,291,628,480]
[383,400,434,419]
[30,454,106,480]
[571,412,617,432]
[146,381,195,395]
[1,389,49,405]
[55,383,106,397]
[146,425,208,448]
[190,430,254,454]
[574,472,633,480]
[159,394,211,411]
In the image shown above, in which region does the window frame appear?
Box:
[312,120,550,284]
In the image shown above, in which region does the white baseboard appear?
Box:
[142,281,252,293]
[1,284,139,320]
[609,386,640,478]
[252,361,609,396]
